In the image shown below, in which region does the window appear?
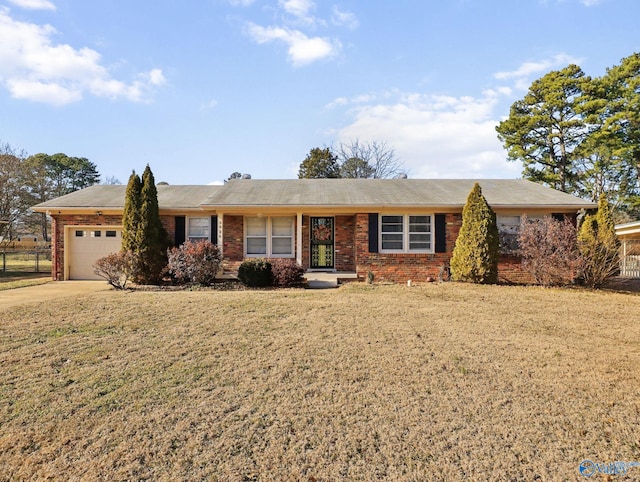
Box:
[75,230,85,237]
[91,230,102,237]
[380,214,432,252]
[245,216,294,257]
[105,230,117,238]
[188,217,210,242]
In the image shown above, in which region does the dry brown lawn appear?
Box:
[1,282,639,480]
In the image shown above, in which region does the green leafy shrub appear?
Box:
[270,259,305,287]
[93,251,138,290]
[238,258,272,287]
[450,183,499,284]
[166,240,222,285]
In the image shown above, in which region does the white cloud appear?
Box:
[0,8,165,105]
[494,53,581,87]
[332,90,518,179]
[7,0,55,10]
[331,6,358,29]
[279,0,315,19]
[228,0,255,5]
[245,22,340,66]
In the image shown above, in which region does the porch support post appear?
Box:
[296,212,303,266]
[218,213,224,258]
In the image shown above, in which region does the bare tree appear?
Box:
[0,142,28,241]
[334,139,405,178]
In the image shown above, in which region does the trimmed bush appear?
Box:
[270,259,305,287]
[238,258,272,287]
[450,183,499,284]
[93,251,138,290]
[166,240,222,286]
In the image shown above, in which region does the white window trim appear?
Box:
[244,216,294,258]
[187,216,210,242]
[379,214,433,253]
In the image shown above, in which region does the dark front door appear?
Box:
[310,217,334,269]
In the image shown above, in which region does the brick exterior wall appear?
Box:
[353,213,461,282]
[52,211,535,284]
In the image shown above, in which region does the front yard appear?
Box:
[1,283,639,480]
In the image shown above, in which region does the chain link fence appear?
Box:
[0,249,52,274]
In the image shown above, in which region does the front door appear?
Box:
[310,217,334,269]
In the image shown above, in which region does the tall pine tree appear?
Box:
[450,183,499,284]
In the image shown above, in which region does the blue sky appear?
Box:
[1,0,638,185]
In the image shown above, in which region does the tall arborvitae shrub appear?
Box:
[136,165,169,284]
[578,195,621,288]
[122,171,142,253]
[450,183,499,284]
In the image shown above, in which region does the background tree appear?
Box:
[496,64,588,193]
[135,165,169,284]
[578,195,621,288]
[450,183,499,284]
[298,147,340,179]
[0,142,27,241]
[335,139,405,178]
[122,171,142,254]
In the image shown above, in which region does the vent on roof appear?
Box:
[241,173,252,179]
[395,173,408,179]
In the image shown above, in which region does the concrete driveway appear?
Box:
[0,281,112,310]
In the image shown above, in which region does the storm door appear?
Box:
[310,217,334,269]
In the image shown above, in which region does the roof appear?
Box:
[615,220,640,237]
[32,184,222,211]
[32,179,596,212]
[202,179,596,209]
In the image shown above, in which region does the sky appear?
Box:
[1,0,638,185]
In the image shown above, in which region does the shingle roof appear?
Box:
[201,179,596,209]
[32,179,596,211]
[32,185,222,210]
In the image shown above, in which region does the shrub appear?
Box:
[93,251,138,290]
[518,216,582,286]
[238,258,272,287]
[578,195,621,288]
[270,259,305,287]
[450,183,499,284]
[166,240,222,285]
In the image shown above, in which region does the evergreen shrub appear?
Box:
[238,258,272,287]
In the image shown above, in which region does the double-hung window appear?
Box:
[245,216,294,257]
[188,217,210,242]
[380,214,432,252]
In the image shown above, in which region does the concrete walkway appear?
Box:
[0,281,111,310]
[304,272,359,289]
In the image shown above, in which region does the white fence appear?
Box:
[620,240,640,278]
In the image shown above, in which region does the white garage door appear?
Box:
[68,228,122,280]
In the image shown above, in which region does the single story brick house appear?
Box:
[615,220,640,278]
[32,178,595,283]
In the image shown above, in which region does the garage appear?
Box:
[67,227,122,280]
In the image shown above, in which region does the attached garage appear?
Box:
[66,226,122,280]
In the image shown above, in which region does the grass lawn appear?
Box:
[1,282,639,480]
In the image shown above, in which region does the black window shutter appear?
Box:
[175,216,186,246]
[435,214,446,253]
[368,213,378,253]
[211,215,218,244]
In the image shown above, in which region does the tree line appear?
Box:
[0,142,104,242]
[496,52,640,221]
